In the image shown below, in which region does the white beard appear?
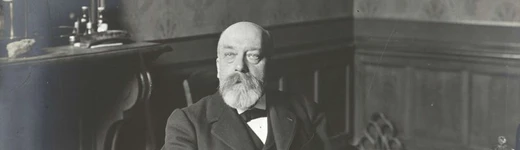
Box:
[219,73,263,110]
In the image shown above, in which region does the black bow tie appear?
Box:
[239,108,267,122]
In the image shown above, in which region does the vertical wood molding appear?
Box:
[278,77,285,91]
[403,66,413,139]
[345,65,351,133]
[353,62,365,139]
[79,118,83,150]
[461,70,470,145]
[314,70,320,103]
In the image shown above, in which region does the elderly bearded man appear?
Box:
[161,22,345,150]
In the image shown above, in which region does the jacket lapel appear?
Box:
[209,92,256,150]
[263,116,276,150]
[268,91,298,150]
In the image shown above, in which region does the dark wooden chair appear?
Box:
[182,69,219,105]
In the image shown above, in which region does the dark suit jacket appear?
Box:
[161,90,334,150]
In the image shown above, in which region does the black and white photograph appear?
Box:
[0,0,520,150]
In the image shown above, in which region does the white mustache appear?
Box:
[221,73,262,90]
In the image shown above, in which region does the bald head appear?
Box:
[218,22,272,56]
[221,22,265,36]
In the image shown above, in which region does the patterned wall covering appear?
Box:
[354,0,520,25]
[0,3,3,38]
[118,0,351,41]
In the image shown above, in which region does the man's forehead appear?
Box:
[218,33,263,49]
[220,29,262,42]
[219,34,262,45]
[220,22,264,40]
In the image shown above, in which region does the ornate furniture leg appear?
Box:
[103,53,157,150]
[139,53,157,150]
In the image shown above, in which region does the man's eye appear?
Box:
[224,52,237,57]
[247,54,261,61]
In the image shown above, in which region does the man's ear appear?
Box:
[216,58,220,79]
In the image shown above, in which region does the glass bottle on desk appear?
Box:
[97,7,108,32]
[80,6,89,35]
[3,0,15,40]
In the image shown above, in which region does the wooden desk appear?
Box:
[0,42,171,150]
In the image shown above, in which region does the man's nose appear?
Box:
[234,56,248,73]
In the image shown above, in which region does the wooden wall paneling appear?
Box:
[354,19,520,48]
[356,48,520,78]
[345,64,354,134]
[354,63,408,141]
[356,52,476,150]
[470,73,520,149]
[354,60,364,140]
[461,70,470,146]
[314,70,320,104]
[346,45,355,134]
[354,53,520,150]
[352,18,520,150]
[403,66,414,140]
[410,68,464,144]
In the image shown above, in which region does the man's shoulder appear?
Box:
[173,92,223,122]
[180,93,218,114]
